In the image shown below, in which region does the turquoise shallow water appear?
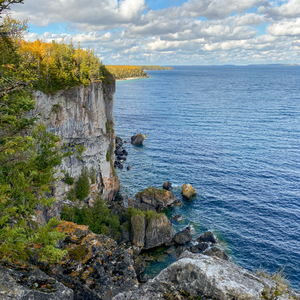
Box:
[114,66,300,289]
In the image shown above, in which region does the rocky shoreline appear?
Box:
[1,82,300,300]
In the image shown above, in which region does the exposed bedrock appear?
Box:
[31,81,119,219]
[114,251,299,300]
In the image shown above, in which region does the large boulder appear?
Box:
[114,252,291,300]
[181,183,196,199]
[44,221,137,300]
[145,213,173,249]
[134,187,180,212]
[131,214,146,247]
[197,230,218,244]
[130,212,173,250]
[0,265,73,300]
[131,134,147,146]
[173,227,192,245]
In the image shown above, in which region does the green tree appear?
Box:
[75,166,90,201]
[0,2,69,264]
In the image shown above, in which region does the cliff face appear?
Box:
[32,81,119,205]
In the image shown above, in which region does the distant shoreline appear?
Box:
[116,76,149,82]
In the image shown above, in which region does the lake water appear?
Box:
[114,65,300,289]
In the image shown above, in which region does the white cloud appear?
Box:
[11,0,146,29]
[7,0,300,65]
[259,0,300,18]
[267,18,300,36]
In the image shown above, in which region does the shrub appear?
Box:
[64,172,74,185]
[61,197,120,238]
[90,167,96,184]
[75,166,90,201]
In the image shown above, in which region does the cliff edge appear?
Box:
[32,80,118,212]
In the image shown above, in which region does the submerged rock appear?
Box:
[172,214,183,222]
[114,252,283,300]
[0,265,73,300]
[134,186,179,212]
[131,134,147,146]
[44,221,137,300]
[181,183,196,199]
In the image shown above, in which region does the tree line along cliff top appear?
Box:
[105,65,173,79]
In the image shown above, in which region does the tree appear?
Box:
[75,166,90,201]
[0,2,69,264]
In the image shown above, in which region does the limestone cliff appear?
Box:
[32,81,119,207]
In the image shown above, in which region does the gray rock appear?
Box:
[134,187,178,212]
[134,256,146,276]
[131,134,147,146]
[0,265,73,300]
[195,241,210,251]
[145,214,173,249]
[113,252,283,300]
[45,221,137,300]
[129,211,174,250]
[131,214,146,247]
[197,230,218,244]
[173,227,192,245]
[203,245,229,260]
[31,81,119,221]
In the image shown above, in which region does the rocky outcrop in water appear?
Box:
[173,226,192,245]
[134,186,181,211]
[114,136,128,169]
[114,251,298,300]
[32,81,119,215]
[130,213,173,250]
[131,134,147,146]
[0,265,73,300]
[182,183,196,199]
[42,221,137,300]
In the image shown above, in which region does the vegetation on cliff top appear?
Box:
[105,65,173,79]
[105,65,148,79]
[19,39,113,94]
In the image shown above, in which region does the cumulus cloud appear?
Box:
[267,18,300,36]
[8,0,300,65]
[11,0,147,29]
[259,0,300,18]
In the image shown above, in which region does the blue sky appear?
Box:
[10,0,300,65]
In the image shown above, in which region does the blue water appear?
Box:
[114,66,300,290]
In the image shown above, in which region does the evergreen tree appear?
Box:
[0,1,69,264]
[75,166,90,201]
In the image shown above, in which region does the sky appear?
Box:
[9,0,300,65]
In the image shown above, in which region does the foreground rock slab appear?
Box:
[114,252,296,300]
[0,265,73,300]
[45,221,137,300]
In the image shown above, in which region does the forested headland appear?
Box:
[105,65,173,79]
